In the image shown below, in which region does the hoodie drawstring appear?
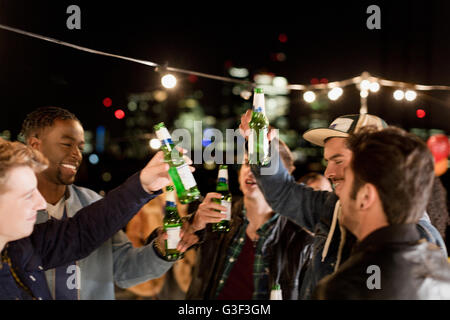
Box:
[321,200,340,263]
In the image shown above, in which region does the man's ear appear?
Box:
[28,136,41,150]
[356,183,377,210]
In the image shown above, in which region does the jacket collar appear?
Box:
[355,223,421,253]
[36,184,83,223]
[238,198,279,237]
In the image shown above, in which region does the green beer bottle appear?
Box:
[163,185,183,261]
[248,88,270,165]
[154,122,201,204]
[212,165,232,232]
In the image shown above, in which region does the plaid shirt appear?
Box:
[215,207,280,300]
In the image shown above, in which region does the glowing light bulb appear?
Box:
[369,82,380,93]
[393,90,405,101]
[328,87,343,101]
[405,90,417,101]
[360,90,369,98]
[149,138,162,150]
[360,80,371,91]
[303,91,316,103]
[161,74,177,89]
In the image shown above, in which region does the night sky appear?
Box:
[0,1,449,193]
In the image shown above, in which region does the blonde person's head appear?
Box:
[0,138,48,193]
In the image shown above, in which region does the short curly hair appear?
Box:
[0,138,48,193]
[20,106,79,141]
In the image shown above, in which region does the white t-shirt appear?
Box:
[46,197,65,220]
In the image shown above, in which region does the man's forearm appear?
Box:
[251,148,334,233]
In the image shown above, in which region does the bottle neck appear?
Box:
[217,169,228,180]
[166,190,176,204]
[272,284,281,290]
[253,93,265,114]
[156,127,174,148]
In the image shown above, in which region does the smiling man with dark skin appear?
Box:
[30,117,84,205]
[20,106,195,300]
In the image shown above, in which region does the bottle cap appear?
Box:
[153,122,166,131]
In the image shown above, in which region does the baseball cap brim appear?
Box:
[303,128,349,147]
[302,114,388,147]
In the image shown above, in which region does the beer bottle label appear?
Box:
[248,128,269,161]
[166,226,181,249]
[176,163,196,189]
[155,127,171,142]
[218,169,228,181]
[253,92,265,113]
[221,200,231,221]
[270,288,282,300]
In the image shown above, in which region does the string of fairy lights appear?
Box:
[291,71,450,114]
[0,23,449,115]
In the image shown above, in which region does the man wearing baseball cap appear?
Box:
[239,112,446,299]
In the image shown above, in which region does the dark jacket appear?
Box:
[186,198,313,300]
[313,224,450,299]
[251,151,448,299]
[0,172,160,300]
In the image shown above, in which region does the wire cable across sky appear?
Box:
[0,23,449,93]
